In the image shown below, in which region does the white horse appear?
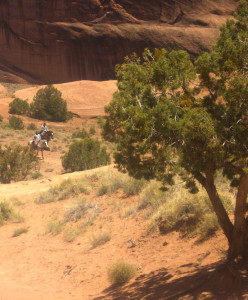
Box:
[28,131,53,159]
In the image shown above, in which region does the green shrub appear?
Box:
[8,98,29,115]
[71,128,89,139]
[8,116,24,130]
[90,231,111,248]
[0,200,23,225]
[29,85,69,122]
[30,171,43,179]
[63,226,80,242]
[0,145,39,183]
[0,201,13,225]
[12,227,28,237]
[0,115,3,122]
[89,127,96,135]
[46,219,63,235]
[36,177,91,204]
[62,138,110,172]
[108,261,136,285]
[27,123,37,131]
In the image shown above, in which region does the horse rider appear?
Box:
[33,131,41,146]
[39,122,48,139]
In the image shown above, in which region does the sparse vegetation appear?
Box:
[64,197,96,223]
[108,260,136,285]
[12,227,28,237]
[71,128,89,139]
[0,200,23,225]
[63,226,80,242]
[89,230,111,248]
[27,123,37,131]
[0,115,3,122]
[8,98,29,115]
[62,138,110,172]
[35,177,91,204]
[8,116,24,130]
[46,219,63,235]
[30,171,43,179]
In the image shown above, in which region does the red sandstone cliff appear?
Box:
[0,0,237,84]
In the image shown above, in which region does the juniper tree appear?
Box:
[103,0,248,260]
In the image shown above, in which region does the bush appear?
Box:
[62,138,110,172]
[64,197,96,223]
[0,145,39,183]
[36,177,91,204]
[0,200,23,225]
[89,127,96,135]
[27,123,37,131]
[8,98,29,115]
[12,227,28,237]
[29,85,69,122]
[8,116,24,130]
[108,261,136,285]
[0,115,3,122]
[71,128,89,139]
[90,231,111,248]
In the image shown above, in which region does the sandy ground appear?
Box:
[0,81,247,300]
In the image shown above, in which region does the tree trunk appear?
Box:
[228,174,248,260]
[204,171,234,244]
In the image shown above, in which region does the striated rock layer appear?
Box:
[0,0,237,84]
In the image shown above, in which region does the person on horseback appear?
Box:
[33,131,41,146]
[40,122,48,139]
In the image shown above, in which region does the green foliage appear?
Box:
[62,138,110,172]
[89,127,96,135]
[0,115,3,122]
[29,85,69,122]
[102,2,248,258]
[108,261,136,285]
[0,201,13,225]
[71,128,89,139]
[8,116,24,130]
[27,123,37,131]
[12,227,28,237]
[0,145,39,183]
[8,98,29,115]
[0,199,23,225]
[30,171,43,179]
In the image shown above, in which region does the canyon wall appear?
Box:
[0,0,237,83]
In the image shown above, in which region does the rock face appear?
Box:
[0,0,237,84]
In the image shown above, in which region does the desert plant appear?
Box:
[8,98,29,115]
[90,231,111,248]
[64,197,96,223]
[71,128,89,139]
[27,123,37,131]
[62,138,110,172]
[0,200,23,225]
[0,115,3,122]
[30,171,43,179]
[29,85,70,122]
[46,219,63,235]
[63,226,80,242]
[89,127,96,135]
[8,116,24,130]
[0,145,39,183]
[108,260,136,285]
[36,177,91,204]
[12,227,28,237]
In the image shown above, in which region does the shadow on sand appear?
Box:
[94,261,248,300]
